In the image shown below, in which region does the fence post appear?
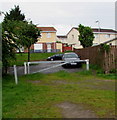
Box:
[14,65,18,84]
[24,62,27,74]
[86,59,89,70]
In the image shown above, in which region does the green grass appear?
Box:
[10,51,75,66]
[3,71,115,118]
[10,53,60,66]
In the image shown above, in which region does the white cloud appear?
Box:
[0,2,115,35]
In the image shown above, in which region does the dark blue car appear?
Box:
[47,54,63,61]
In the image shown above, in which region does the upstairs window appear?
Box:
[47,33,51,38]
[72,35,74,39]
[105,34,110,38]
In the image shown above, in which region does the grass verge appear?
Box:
[3,70,115,118]
[10,52,60,66]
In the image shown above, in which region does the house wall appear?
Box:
[67,28,117,49]
[32,31,58,52]
[56,43,62,52]
[37,32,56,43]
[56,37,67,43]
[67,28,82,49]
[106,40,117,45]
[93,33,116,45]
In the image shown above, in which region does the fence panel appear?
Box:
[74,45,117,73]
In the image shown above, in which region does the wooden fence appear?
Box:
[74,45,117,73]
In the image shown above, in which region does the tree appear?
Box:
[4,5,25,22]
[12,21,40,62]
[2,5,40,74]
[78,24,94,48]
[2,5,26,74]
[2,22,18,74]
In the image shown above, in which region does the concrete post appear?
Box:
[27,62,30,74]
[86,59,89,70]
[14,65,18,84]
[24,62,27,74]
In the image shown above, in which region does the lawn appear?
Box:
[10,52,59,66]
[2,70,115,118]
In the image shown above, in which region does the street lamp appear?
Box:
[95,20,100,44]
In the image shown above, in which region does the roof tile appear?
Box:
[37,27,57,32]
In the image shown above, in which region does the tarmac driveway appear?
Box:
[8,62,83,76]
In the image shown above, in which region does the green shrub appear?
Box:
[100,44,110,53]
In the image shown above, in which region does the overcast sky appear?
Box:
[0,1,116,35]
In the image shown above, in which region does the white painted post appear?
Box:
[24,62,27,74]
[86,59,89,70]
[27,62,30,74]
[14,65,18,84]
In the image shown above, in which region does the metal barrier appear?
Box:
[24,59,89,74]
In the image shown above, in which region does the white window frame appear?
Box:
[105,34,110,38]
[47,33,51,38]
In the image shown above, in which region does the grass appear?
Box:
[10,52,60,66]
[3,70,115,118]
[10,51,75,66]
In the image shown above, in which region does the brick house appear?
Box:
[25,27,62,53]
[33,27,57,52]
[20,27,62,53]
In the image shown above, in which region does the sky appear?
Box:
[0,0,116,35]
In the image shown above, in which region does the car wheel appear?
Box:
[77,63,82,68]
[51,58,54,61]
[62,64,68,68]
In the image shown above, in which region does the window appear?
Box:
[105,34,110,38]
[72,35,74,39]
[109,43,112,46]
[47,33,51,38]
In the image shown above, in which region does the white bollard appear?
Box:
[24,62,27,74]
[86,59,89,70]
[14,65,18,84]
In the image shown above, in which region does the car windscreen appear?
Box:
[64,54,78,58]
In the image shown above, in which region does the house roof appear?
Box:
[73,27,117,34]
[92,28,117,33]
[102,37,117,44]
[37,27,57,32]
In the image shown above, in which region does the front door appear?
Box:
[47,44,51,52]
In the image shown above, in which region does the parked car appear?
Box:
[47,54,63,61]
[62,52,81,68]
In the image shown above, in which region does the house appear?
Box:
[93,28,117,46]
[29,27,62,53]
[33,27,57,52]
[56,35,67,43]
[66,27,117,49]
[101,37,117,45]
[19,27,62,53]
[56,35,71,52]
[57,35,74,52]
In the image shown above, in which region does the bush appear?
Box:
[109,69,117,74]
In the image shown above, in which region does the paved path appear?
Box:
[8,63,83,76]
